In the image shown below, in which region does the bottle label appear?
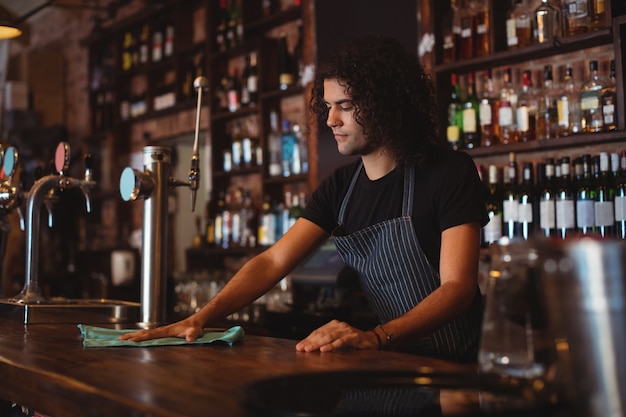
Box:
[479,102,492,125]
[503,199,519,222]
[539,200,556,228]
[557,99,570,127]
[499,106,513,126]
[576,199,595,227]
[581,92,600,111]
[556,200,576,228]
[615,196,626,221]
[483,214,502,243]
[518,202,533,222]
[447,125,460,142]
[595,201,614,227]
[462,108,477,132]
[516,106,529,132]
[602,103,615,124]
[506,19,518,46]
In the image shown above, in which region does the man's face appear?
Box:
[323,79,372,156]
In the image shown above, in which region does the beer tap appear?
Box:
[119,76,208,327]
[0,146,23,222]
[11,142,95,304]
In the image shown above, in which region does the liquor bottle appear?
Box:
[139,24,150,65]
[600,59,617,131]
[589,0,606,31]
[502,152,519,239]
[226,0,240,49]
[539,158,557,237]
[459,0,475,61]
[221,191,233,248]
[498,67,518,145]
[293,123,308,174]
[537,64,559,140]
[267,110,282,177]
[288,193,304,229]
[518,161,536,239]
[227,70,241,113]
[262,0,276,17]
[516,69,538,142]
[230,187,243,247]
[258,195,276,246]
[121,30,134,71]
[246,51,259,106]
[506,0,533,49]
[278,32,294,90]
[555,156,576,239]
[164,19,175,58]
[473,0,490,57]
[594,152,615,237]
[293,23,304,84]
[483,164,503,247]
[216,0,228,52]
[533,0,561,44]
[580,60,604,133]
[576,154,596,235]
[615,150,626,239]
[557,65,582,136]
[462,72,480,149]
[152,20,164,63]
[446,73,464,150]
[442,0,461,63]
[281,120,296,177]
[479,69,499,147]
[562,0,590,36]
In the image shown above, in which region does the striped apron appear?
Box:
[332,163,483,362]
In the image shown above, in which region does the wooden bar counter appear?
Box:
[0,318,473,417]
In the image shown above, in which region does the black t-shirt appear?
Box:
[302,149,488,271]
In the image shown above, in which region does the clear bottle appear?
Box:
[516,69,538,143]
[442,0,461,63]
[447,73,464,150]
[498,68,519,145]
[600,59,617,132]
[462,72,481,149]
[580,59,604,133]
[594,152,615,238]
[281,120,296,177]
[555,156,576,239]
[588,0,606,31]
[533,0,561,44]
[293,123,308,174]
[537,64,559,140]
[576,154,596,235]
[518,161,536,240]
[502,152,520,239]
[562,0,590,36]
[479,69,499,147]
[557,65,582,136]
[507,0,533,49]
[483,164,503,247]
[267,110,282,177]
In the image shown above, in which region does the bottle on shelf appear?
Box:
[479,69,499,147]
[473,0,490,57]
[588,0,607,31]
[293,23,305,85]
[506,0,533,50]
[459,0,476,61]
[164,19,175,58]
[152,19,164,63]
[281,120,297,177]
[442,0,461,64]
[139,23,150,65]
[240,54,251,108]
[293,123,308,174]
[483,164,503,247]
[446,73,463,150]
[539,158,557,237]
[557,64,582,136]
[498,67,518,145]
[262,0,277,17]
[594,152,615,238]
[502,152,519,239]
[555,156,576,239]
[258,195,277,246]
[576,153,596,235]
[267,110,283,177]
[216,0,229,52]
[615,150,626,239]
[227,69,241,113]
[122,30,133,71]
[533,0,561,44]
[600,59,617,132]
[518,161,536,240]
[516,69,538,143]
[278,32,294,90]
[247,51,259,106]
[580,59,604,133]
[562,0,590,37]
[462,72,480,149]
[537,64,559,140]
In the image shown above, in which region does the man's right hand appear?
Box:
[118,317,204,342]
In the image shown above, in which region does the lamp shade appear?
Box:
[0,8,21,39]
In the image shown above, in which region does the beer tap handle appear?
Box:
[84,153,94,183]
[188,76,209,212]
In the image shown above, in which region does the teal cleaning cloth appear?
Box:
[77,324,245,348]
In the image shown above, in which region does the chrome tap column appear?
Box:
[119,76,208,328]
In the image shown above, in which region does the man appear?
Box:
[121,36,488,363]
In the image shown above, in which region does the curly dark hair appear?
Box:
[310,35,443,165]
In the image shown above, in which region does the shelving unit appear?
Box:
[421,0,625,166]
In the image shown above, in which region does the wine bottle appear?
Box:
[442,0,461,63]
[555,156,576,239]
[539,158,557,237]
[594,152,615,237]
[446,73,464,150]
[576,154,596,235]
[483,164,503,247]
[278,32,294,90]
[580,59,604,133]
[462,72,480,149]
[502,152,519,239]
[459,0,476,61]
[615,150,626,239]
[479,69,499,147]
[247,51,259,106]
[518,161,536,240]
